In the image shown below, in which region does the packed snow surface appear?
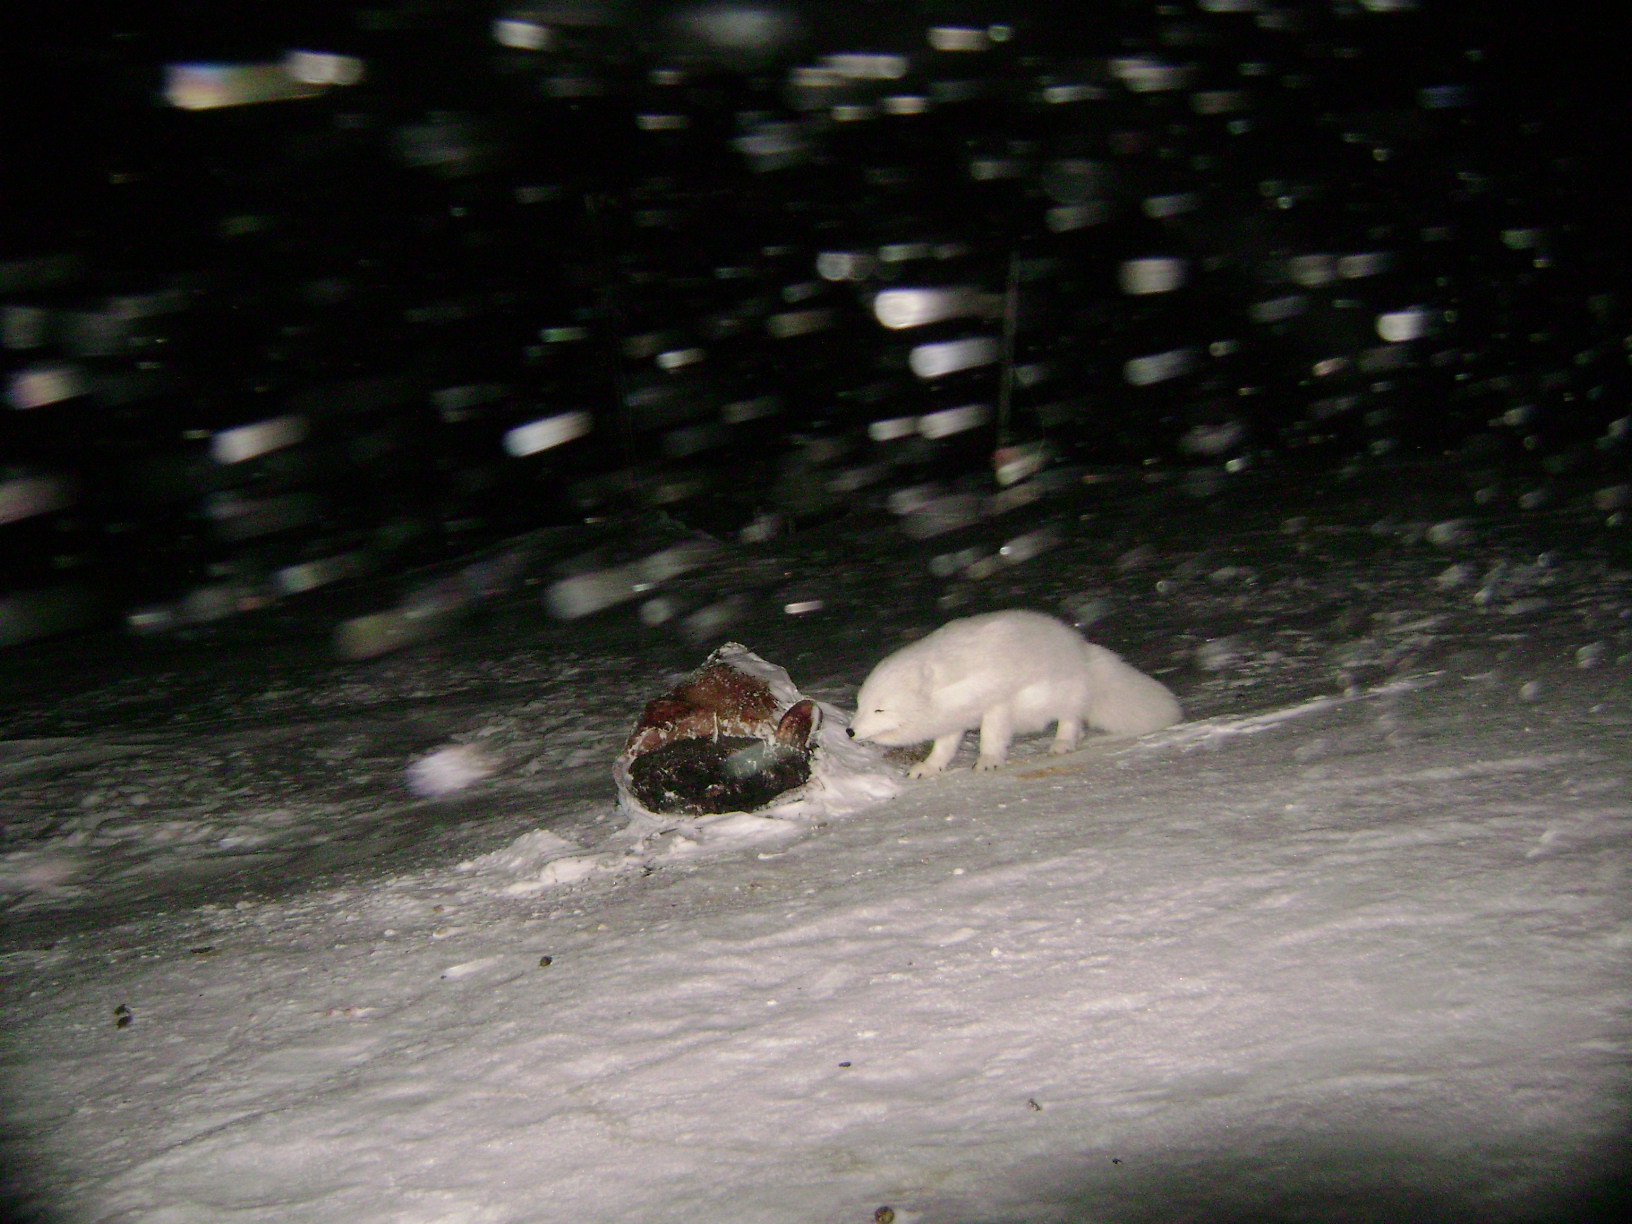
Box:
[2,471,1629,1223]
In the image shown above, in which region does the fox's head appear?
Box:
[846,660,928,745]
[847,705,904,743]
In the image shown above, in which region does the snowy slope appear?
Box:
[2,470,1629,1223]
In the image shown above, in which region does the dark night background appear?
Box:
[2,1,1626,679]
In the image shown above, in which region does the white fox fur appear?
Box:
[848,610,1181,777]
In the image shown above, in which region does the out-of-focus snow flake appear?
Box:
[406,745,498,797]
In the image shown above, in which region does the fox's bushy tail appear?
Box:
[1081,644,1183,736]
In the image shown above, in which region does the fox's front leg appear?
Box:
[909,731,964,778]
[975,704,1014,771]
[1050,716,1082,755]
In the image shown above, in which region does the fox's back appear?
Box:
[907,611,1089,692]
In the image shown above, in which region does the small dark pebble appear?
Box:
[838,1061,851,1068]
[189,946,215,956]
[114,1004,132,1029]
[538,956,553,967]
[1027,1098,1042,1111]
[1112,1157,1122,1165]
[874,1209,895,1224]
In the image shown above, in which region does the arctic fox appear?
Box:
[847,610,1181,777]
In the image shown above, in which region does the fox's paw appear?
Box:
[907,761,944,779]
[974,757,1005,772]
[1048,741,1077,756]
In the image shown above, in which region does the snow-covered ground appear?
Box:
[3,467,1630,1223]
